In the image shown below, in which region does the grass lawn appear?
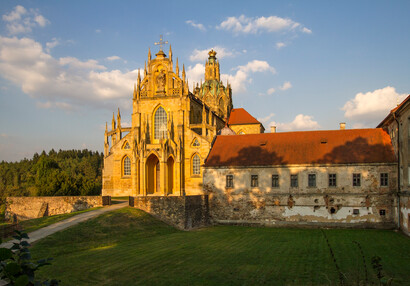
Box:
[31,207,410,286]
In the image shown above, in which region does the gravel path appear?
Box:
[0,201,128,249]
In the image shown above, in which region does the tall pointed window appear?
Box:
[123,142,130,149]
[192,154,200,175]
[154,106,167,140]
[123,156,131,176]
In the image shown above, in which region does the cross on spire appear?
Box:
[154,35,168,51]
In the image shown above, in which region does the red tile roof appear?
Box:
[205,129,396,167]
[228,108,261,125]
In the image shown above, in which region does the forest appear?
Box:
[0,149,103,199]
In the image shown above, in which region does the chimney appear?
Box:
[340,122,346,130]
[270,126,277,133]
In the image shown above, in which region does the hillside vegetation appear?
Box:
[0,149,103,220]
[32,208,410,285]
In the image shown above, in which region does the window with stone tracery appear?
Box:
[192,154,200,175]
[123,156,131,176]
[154,106,167,140]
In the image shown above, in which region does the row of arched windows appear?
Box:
[121,154,201,176]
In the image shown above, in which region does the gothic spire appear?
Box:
[169,45,172,62]
[144,61,147,76]
[148,47,151,63]
[176,58,179,76]
[117,108,121,128]
[182,64,185,81]
[112,112,116,130]
[133,82,137,99]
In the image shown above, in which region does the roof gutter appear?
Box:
[393,112,401,229]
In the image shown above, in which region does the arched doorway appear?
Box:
[167,156,174,194]
[146,154,159,194]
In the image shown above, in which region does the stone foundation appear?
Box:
[5,196,104,221]
[130,195,209,230]
[399,192,410,236]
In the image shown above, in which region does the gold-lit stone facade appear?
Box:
[102,46,228,196]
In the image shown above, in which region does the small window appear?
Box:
[379,209,386,216]
[226,175,233,188]
[272,174,279,188]
[353,209,360,215]
[329,174,336,187]
[251,175,258,187]
[308,174,316,187]
[291,174,298,188]
[192,155,200,175]
[380,173,388,187]
[123,156,131,176]
[123,142,130,149]
[353,173,361,186]
[192,138,200,147]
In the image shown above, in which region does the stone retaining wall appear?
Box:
[130,195,209,230]
[5,196,104,221]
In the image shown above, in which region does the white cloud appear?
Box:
[106,55,121,61]
[46,38,59,53]
[0,36,138,110]
[95,29,102,33]
[218,15,311,35]
[221,60,275,93]
[186,20,206,31]
[37,101,74,111]
[302,27,312,34]
[0,133,9,138]
[2,5,49,35]
[186,63,205,86]
[268,114,320,132]
[279,81,292,90]
[276,42,286,49]
[59,57,106,70]
[342,86,407,125]
[257,113,275,126]
[267,87,276,95]
[189,46,236,62]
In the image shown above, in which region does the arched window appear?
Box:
[123,156,131,176]
[154,106,167,140]
[192,154,200,175]
[123,142,130,149]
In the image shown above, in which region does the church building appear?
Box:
[102,45,232,196]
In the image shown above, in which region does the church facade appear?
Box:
[102,46,231,197]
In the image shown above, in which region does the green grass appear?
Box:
[1,207,101,239]
[31,208,410,286]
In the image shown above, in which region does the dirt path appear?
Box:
[0,201,128,248]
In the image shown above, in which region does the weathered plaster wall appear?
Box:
[6,196,103,221]
[130,195,209,229]
[203,164,397,228]
[399,192,410,236]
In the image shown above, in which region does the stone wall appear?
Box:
[130,195,209,230]
[204,164,397,228]
[6,196,103,221]
[399,192,410,236]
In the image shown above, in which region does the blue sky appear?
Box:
[1,0,410,161]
